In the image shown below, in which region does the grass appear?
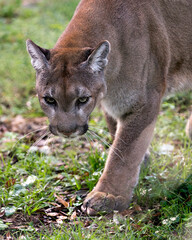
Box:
[1,0,192,239]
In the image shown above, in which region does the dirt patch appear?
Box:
[0,115,47,141]
[22,0,42,7]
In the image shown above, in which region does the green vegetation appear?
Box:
[1,0,192,239]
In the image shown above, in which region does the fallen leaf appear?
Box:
[5,179,16,188]
[58,215,68,220]
[3,218,14,223]
[47,202,61,207]
[83,172,89,177]
[60,211,68,216]
[86,223,98,229]
[120,209,134,216]
[9,226,28,230]
[131,224,142,230]
[152,212,161,217]
[70,196,76,204]
[54,193,69,208]
[70,211,77,220]
[56,219,63,224]
[70,221,79,225]
[18,236,27,240]
[134,204,142,212]
[6,232,13,240]
[84,220,91,227]
[55,174,64,180]
[0,210,5,217]
[46,212,59,217]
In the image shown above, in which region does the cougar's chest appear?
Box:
[101,88,145,120]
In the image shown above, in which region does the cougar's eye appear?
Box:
[44,96,56,105]
[78,97,89,104]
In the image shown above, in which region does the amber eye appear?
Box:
[78,97,89,104]
[44,96,56,105]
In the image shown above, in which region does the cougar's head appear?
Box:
[26,40,110,138]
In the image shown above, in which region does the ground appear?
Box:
[1,0,192,239]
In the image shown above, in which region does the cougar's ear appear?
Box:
[87,40,110,73]
[26,39,50,72]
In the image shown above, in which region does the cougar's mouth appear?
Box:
[49,124,88,138]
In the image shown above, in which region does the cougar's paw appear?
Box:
[81,191,128,215]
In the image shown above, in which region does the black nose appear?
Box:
[83,124,88,134]
[49,125,57,135]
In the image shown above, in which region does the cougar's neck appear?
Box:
[53,0,124,92]
[54,0,114,49]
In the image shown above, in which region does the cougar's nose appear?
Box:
[82,124,88,134]
[49,125,58,135]
[57,125,77,137]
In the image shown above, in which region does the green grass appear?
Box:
[1,0,192,239]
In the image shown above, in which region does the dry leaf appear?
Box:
[70,211,77,220]
[60,211,68,216]
[131,224,142,230]
[5,179,16,188]
[70,221,79,225]
[55,174,64,180]
[84,220,91,227]
[3,218,14,223]
[84,172,89,177]
[120,209,134,216]
[58,215,68,220]
[70,196,76,204]
[0,210,5,218]
[6,232,13,240]
[9,226,28,230]
[56,219,63,224]
[18,236,27,240]
[134,204,142,212]
[153,212,161,217]
[46,212,59,217]
[47,202,61,207]
[54,193,69,208]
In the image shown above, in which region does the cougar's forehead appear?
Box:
[36,48,94,98]
[50,47,92,73]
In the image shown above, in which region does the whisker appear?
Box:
[85,133,91,145]
[88,129,111,148]
[89,124,127,145]
[32,129,50,147]
[85,132,98,155]
[48,134,60,158]
[88,129,125,163]
[44,132,52,145]
[24,131,52,162]
[11,126,48,151]
[85,132,95,147]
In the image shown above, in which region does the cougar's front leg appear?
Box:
[82,91,161,215]
[104,111,117,141]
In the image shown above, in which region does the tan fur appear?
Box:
[26,0,192,214]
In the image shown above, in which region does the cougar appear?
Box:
[26,0,192,215]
